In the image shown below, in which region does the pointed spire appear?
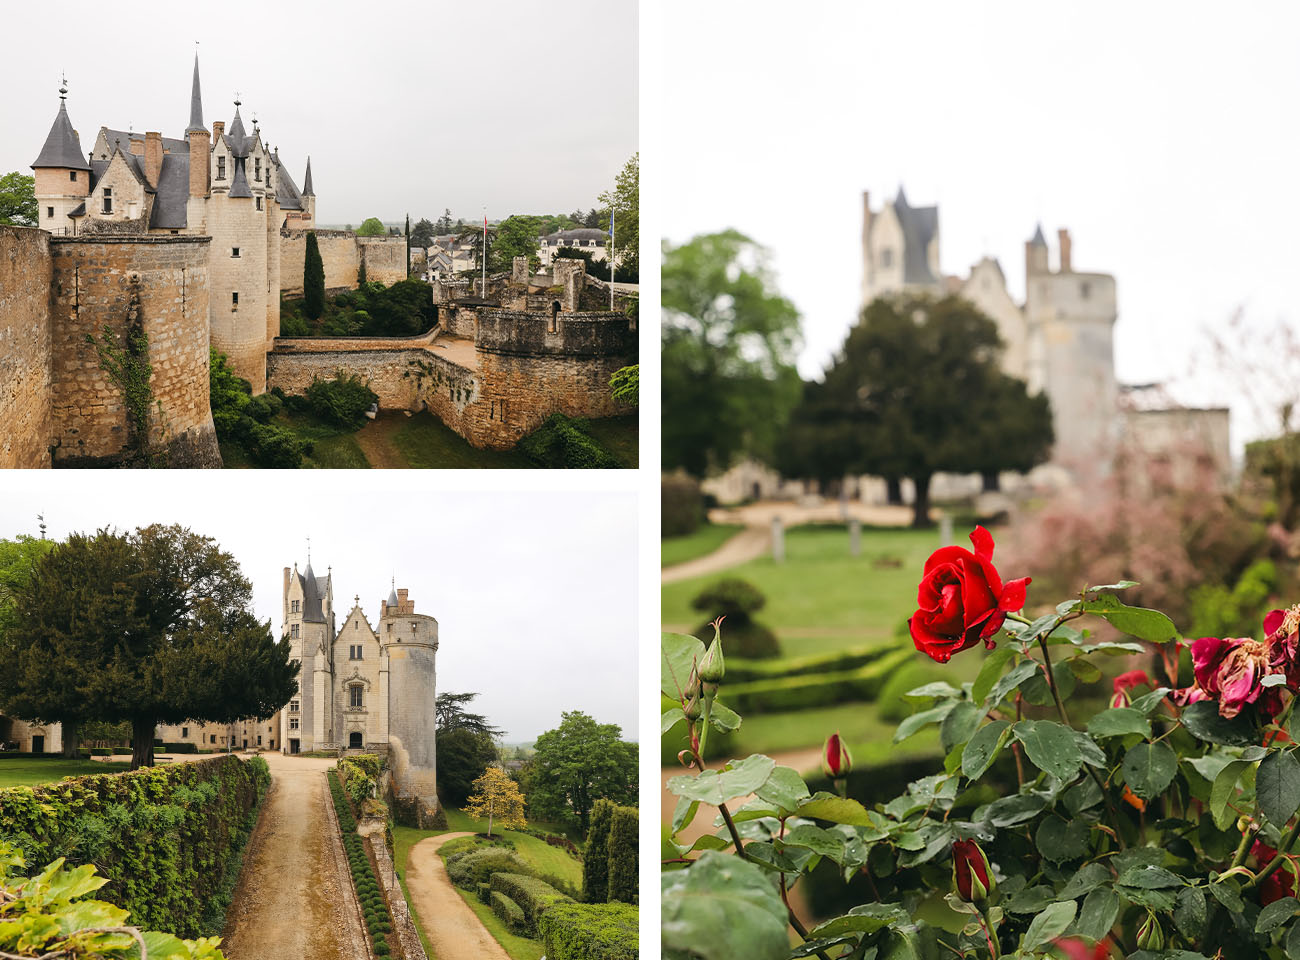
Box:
[387,576,399,610]
[302,156,314,196]
[32,78,90,170]
[186,50,205,134]
[1029,223,1047,247]
[895,185,909,209]
[227,99,249,156]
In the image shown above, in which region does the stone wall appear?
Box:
[208,193,271,392]
[0,226,53,468]
[47,235,221,467]
[280,231,407,295]
[477,349,629,444]
[476,310,631,358]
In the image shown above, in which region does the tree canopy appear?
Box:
[436,691,503,737]
[778,294,1053,526]
[356,217,387,237]
[303,232,325,321]
[410,217,436,248]
[494,216,542,271]
[599,153,638,280]
[0,172,37,227]
[464,765,527,837]
[1,524,298,768]
[523,710,636,833]
[662,230,803,476]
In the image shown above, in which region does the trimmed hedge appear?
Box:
[582,799,613,902]
[538,901,638,960]
[0,754,268,938]
[446,848,533,888]
[724,641,904,683]
[605,806,637,904]
[722,644,914,714]
[327,768,397,959]
[158,742,199,754]
[491,890,528,935]
[489,872,572,934]
[477,881,492,904]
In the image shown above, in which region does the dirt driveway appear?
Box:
[406,832,512,960]
[220,753,369,960]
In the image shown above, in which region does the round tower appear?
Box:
[379,584,439,817]
[31,79,91,236]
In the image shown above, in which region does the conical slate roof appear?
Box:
[226,104,249,156]
[387,581,399,609]
[228,158,252,198]
[186,53,205,134]
[302,156,314,196]
[32,96,91,171]
[301,563,325,622]
[1029,223,1047,247]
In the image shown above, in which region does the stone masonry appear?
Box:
[0,227,53,468]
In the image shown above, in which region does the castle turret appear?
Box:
[186,53,211,205]
[301,156,316,224]
[379,585,439,820]
[31,80,91,236]
[1025,223,1049,277]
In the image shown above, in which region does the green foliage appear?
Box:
[410,217,436,247]
[491,890,529,935]
[305,371,379,429]
[537,901,638,960]
[0,534,54,639]
[281,279,435,338]
[609,364,638,405]
[662,230,802,476]
[337,756,380,806]
[1189,559,1278,639]
[691,578,780,659]
[489,872,572,935]
[0,755,268,939]
[356,217,387,237]
[209,350,307,468]
[446,847,533,888]
[494,215,543,272]
[85,305,154,462]
[525,712,637,833]
[582,799,613,903]
[519,414,621,469]
[661,475,704,538]
[437,728,499,807]
[326,771,394,956]
[598,153,638,280]
[604,805,637,904]
[303,232,326,321]
[0,171,37,226]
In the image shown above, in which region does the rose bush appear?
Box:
[663,528,1300,960]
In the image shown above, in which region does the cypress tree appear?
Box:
[605,805,638,904]
[582,798,614,902]
[304,231,325,321]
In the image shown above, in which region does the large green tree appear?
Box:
[662,230,803,476]
[437,728,499,806]
[780,294,1053,527]
[356,217,387,237]
[303,232,325,322]
[598,153,638,280]
[410,217,436,248]
[494,216,542,271]
[524,711,636,833]
[0,532,60,752]
[0,172,37,227]
[436,691,503,737]
[3,525,298,769]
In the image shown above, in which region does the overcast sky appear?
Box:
[661,1,1300,446]
[0,475,637,744]
[1,0,637,225]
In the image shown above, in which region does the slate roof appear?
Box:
[543,227,607,245]
[32,99,91,170]
[275,156,303,210]
[302,156,314,196]
[225,105,250,157]
[301,564,325,623]
[228,158,252,198]
[100,129,189,155]
[1029,223,1047,247]
[892,188,939,286]
[149,151,191,229]
[387,584,399,609]
[186,53,205,134]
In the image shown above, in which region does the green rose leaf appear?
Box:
[1117,864,1185,888]
[808,903,909,939]
[982,793,1048,827]
[1209,759,1251,831]
[667,754,775,806]
[986,661,1044,708]
[1072,887,1121,942]
[755,765,810,815]
[1123,741,1179,799]
[1086,580,1140,592]
[1181,700,1260,746]
[1173,886,1208,941]
[972,645,1015,703]
[1080,593,1178,642]
[1286,921,1300,958]
[781,824,847,863]
[904,681,963,702]
[1088,707,1153,739]
[663,707,687,735]
[662,852,791,960]
[1014,720,1083,782]
[1208,879,1245,913]
[893,702,958,743]
[940,701,984,754]
[1128,687,1174,714]
[1257,895,1300,933]
[1022,900,1077,952]
[1258,750,1300,828]
[796,792,875,827]
[671,795,700,836]
[1005,885,1058,914]
[662,632,706,700]
[709,700,742,733]
[1059,862,1110,900]
[1036,816,1091,863]
[962,720,1011,780]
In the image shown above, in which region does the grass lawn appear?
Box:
[581,415,639,468]
[662,523,745,569]
[457,891,545,960]
[0,758,130,788]
[390,412,536,468]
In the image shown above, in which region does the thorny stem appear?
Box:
[1244,817,1300,893]
[778,817,834,960]
[974,906,999,959]
[1231,824,1257,869]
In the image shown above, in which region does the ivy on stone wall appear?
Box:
[84,277,156,463]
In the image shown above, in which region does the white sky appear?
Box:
[660,0,1300,446]
[0,0,638,225]
[0,475,638,744]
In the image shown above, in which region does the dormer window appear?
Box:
[102,188,112,214]
[291,599,299,612]
[217,156,226,180]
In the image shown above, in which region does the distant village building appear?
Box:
[538,227,608,268]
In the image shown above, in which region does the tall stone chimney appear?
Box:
[1058,228,1072,273]
[212,120,225,140]
[188,129,211,199]
[144,132,163,187]
[129,133,144,156]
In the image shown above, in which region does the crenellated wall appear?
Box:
[0,226,53,468]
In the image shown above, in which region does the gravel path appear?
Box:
[220,754,369,960]
[661,525,771,584]
[406,832,513,960]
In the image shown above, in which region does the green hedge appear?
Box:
[582,799,613,902]
[489,871,572,934]
[538,902,639,960]
[724,641,907,683]
[328,770,395,959]
[605,806,637,904]
[491,890,528,935]
[722,644,914,714]
[0,754,268,938]
[158,742,199,754]
[519,414,621,469]
[477,881,492,904]
[447,848,533,888]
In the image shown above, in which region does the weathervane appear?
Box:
[58,72,67,101]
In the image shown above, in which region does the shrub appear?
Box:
[662,474,704,537]
[538,901,638,960]
[477,881,492,904]
[582,799,614,902]
[519,413,621,469]
[305,372,379,429]
[691,578,781,659]
[491,890,529,935]
[605,805,638,904]
[489,872,572,934]
[280,311,310,336]
[158,742,198,754]
[446,848,533,888]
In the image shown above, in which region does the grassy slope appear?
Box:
[391,413,535,469]
[0,759,130,788]
[581,415,639,468]
[661,523,745,569]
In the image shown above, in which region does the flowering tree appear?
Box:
[663,526,1300,959]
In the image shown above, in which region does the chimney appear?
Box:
[129,133,144,156]
[212,120,225,139]
[397,588,409,612]
[188,127,211,199]
[1058,228,1072,273]
[144,132,163,188]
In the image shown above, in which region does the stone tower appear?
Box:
[378,583,439,818]
[281,560,335,754]
[31,81,91,235]
[860,187,942,308]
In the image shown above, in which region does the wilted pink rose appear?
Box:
[1110,669,1153,708]
[1191,636,1272,719]
[1266,605,1300,685]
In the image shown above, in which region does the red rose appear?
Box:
[909,526,1030,663]
[821,732,853,779]
[951,839,994,902]
[1110,669,1154,708]
[1254,840,1297,906]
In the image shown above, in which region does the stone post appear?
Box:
[849,517,861,557]
[771,516,785,565]
[939,512,954,547]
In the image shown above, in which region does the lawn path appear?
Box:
[354,414,409,468]
[221,754,369,960]
[406,833,513,960]
[661,525,770,584]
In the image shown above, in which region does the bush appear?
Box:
[158,742,198,754]
[519,414,621,469]
[721,645,913,714]
[582,799,614,902]
[477,881,492,904]
[246,422,308,468]
[491,891,529,935]
[691,578,781,659]
[605,806,638,904]
[305,372,379,429]
[538,902,638,960]
[488,872,572,934]
[446,848,533,889]
[662,474,704,537]
[0,754,269,938]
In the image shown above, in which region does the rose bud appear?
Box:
[682,686,702,722]
[821,732,853,780]
[952,839,994,903]
[1136,912,1164,951]
[909,526,1030,664]
[1110,669,1153,708]
[698,617,726,684]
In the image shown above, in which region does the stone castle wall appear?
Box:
[207,194,270,392]
[280,231,407,296]
[47,236,221,467]
[0,226,54,468]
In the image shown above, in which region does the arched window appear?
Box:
[349,685,363,708]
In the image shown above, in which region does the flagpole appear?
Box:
[482,207,487,298]
[609,205,615,311]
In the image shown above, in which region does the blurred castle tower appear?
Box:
[861,188,1119,472]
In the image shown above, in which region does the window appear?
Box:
[47,207,54,218]
[289,699,300,713]
[102,188,112,214]
[350,686,364,708]
[255,158,261,181]
[217,156,226,180]
[350,644,363,660]
[181,727,189,738]
[232,291,239,308]
[290,623,299,638]
[209,735,216,744]
[69,171,77,182]
[291,599,299,612]
[257,736,262,745]
[289,717,299,730]
[256,197,263,211]
[232,247,240,258]
[1080,281,1091,299]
